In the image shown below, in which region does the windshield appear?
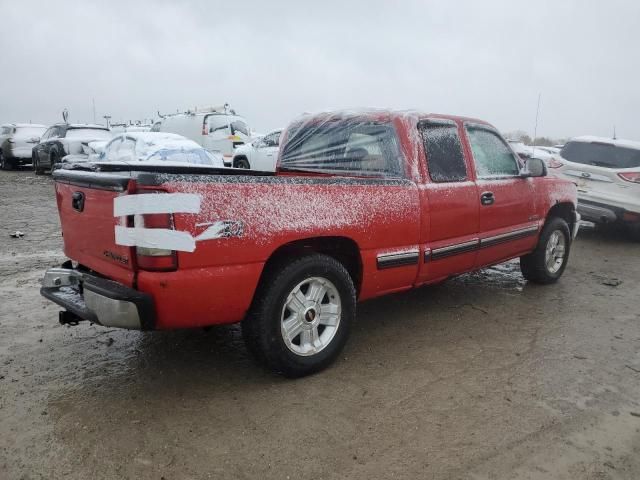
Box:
[144,148,220,165]
[561,141,640,169]
[65,128,112,141]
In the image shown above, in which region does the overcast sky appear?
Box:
[1,0,639,140]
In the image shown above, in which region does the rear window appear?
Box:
[145,148,219,165]
[560,141,640,169]
[15,126,46,138]
[65,128,112,141]
[280,120,403,177]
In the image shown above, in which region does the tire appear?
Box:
[48,151,59,174]
[234,157,250,169]
[627,224,640,242]
[520,217,571,284]
[34,154,44,175]
[0,151,12,171]
[242,254,356,377]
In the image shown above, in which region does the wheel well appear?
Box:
[547,202,576,231]
[260,236,362,295]
[234,155,249,166]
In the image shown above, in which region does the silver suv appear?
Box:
[0,123,47,170]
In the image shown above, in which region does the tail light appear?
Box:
[618,172,640,184]
[133,210,178,271]
[547,157,564,169]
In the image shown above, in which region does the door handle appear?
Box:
[480,191,494,206]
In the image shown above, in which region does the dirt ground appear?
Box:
[1,168,639,480]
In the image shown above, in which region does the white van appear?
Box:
[151,107,251,166]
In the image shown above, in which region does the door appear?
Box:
[35,127,53,163]
[417,119,480,284]
[42,126,64,167]
[464,124,539,267]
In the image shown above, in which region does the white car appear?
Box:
[551,136,640,239]
[96,132,225,168]
[231,128,282,170]
[151,105,251,166]
[0,123,47,169]
[507,140,556,164]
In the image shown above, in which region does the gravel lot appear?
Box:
[1,169,639,480]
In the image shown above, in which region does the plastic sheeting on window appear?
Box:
[280,111,405,178]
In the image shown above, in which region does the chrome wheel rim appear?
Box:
[545,230,566,274]
[280,276,341,356]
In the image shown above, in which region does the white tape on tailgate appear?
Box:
[115,226,196,252]
[113,193,201,217]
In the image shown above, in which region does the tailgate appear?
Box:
[55,171,136,286]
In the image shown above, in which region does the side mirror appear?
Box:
[521,157,547,178]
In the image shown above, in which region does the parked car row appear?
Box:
[1,104,286,173]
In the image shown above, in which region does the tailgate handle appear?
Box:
[72,191,85,212]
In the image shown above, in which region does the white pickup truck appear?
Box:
[231,129,282,170]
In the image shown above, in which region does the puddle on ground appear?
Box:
[455,259,526,291]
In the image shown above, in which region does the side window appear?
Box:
[419,121,467,182]
[281,121,403,177]
[41,128,53,140]
[466,127,520,178]
[2,127,11,135]
[263,131,280,147]
[231,120,249,136]
[105,138,123,161]
[51,127,63,139]
[150,122,161,132]
[118,138,136,161]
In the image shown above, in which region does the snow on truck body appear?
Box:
[41,109,579,376]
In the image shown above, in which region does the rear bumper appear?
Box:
[40,266,155,330]
[572,212,581,239]
[6,146,34,159]
[578,199,640,225]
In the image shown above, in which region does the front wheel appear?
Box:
[520,217,571,284]
[34,154,44,175]
[242,254,356,377]
[234,157,250,169]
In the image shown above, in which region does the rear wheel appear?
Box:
[628,224,640,242]
[520,217,571,284]
[0,151,12,170]
[234,157,250,169]
[242,254,356,377]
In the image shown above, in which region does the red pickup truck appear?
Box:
[42,110,579,376]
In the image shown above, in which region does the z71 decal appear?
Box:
[113,193,243,252]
